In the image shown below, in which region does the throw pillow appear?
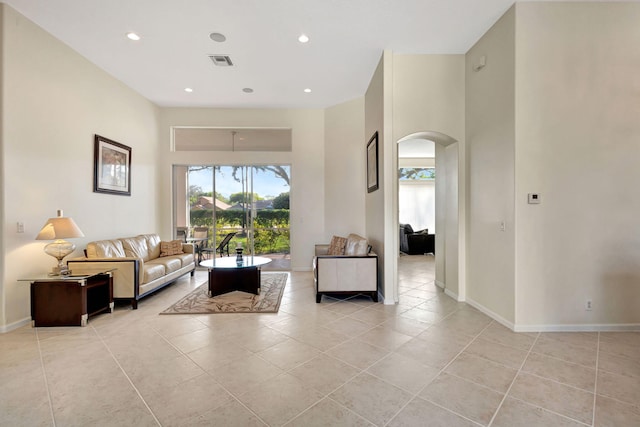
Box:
[345,233,369,256]
[327,235,347,255]
[160,240,184,257]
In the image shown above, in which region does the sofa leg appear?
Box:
[131,299,138,310]
[372,292,378,303]
[316,293,322,303]
[190,270,195,277]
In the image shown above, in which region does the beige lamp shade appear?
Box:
[36,210,84,240]
[36,210,84,275]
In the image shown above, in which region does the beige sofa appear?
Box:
[313,233,378,303]
[68,234,195,309]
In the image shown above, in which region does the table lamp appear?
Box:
[36,210,85,276]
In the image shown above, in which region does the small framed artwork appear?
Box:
[366,131,379,193]
[94,135,131,196]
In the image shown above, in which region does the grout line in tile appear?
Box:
[35,328,58,427]
[92,324,162,426]
[514,370,596,395]
[505,396,593,427]
[487,329,541,427]
[387,396,485,427]
[527,348,598,370]
[384,311,496,426]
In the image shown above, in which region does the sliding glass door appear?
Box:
[174,164,290,269]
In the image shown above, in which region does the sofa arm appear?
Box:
[67,257,141,299]
[315,244,330,256]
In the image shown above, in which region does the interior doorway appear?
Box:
[394,131,460,304]
[397,138,437,299]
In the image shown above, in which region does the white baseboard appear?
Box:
[513,323,640,332]
[0,317,31,334]
[465,298,640,332]
[465,297,515,330]
[434,280,446,289]
[444,288,460,302]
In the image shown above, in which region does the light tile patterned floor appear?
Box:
[1,255,639,426]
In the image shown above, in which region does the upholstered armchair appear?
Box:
[400,224,435,255]
[313,233,378,303]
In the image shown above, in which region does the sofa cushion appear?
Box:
[142,234,162,259]
[160,240,184,257]
[148,257,182,274]
[175,252,195,267]
[327,235,347,255]
[122,236,150,261]
[86,239,126,258]
[142,263,165,283]
[345,233,368,256]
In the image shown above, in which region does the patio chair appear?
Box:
[176,226,188,242]
[216,232,237,257]
[192,227,210,262]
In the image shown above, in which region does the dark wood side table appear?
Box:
[20,271,114,327]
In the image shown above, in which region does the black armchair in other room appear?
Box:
[400,223,435,255]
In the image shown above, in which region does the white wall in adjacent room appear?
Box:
[399,182,435,233]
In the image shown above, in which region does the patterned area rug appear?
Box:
[160,272,288,314]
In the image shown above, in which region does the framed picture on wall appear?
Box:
[366,131,379,193]
[93,134,132,196]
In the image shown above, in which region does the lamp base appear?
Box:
[48,264,71,277]
[44,240,74,276]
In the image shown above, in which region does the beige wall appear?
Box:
[1,5,160,330]
[465,6,516,325]
[466,2,640,330]
[392,54,466,297]
[158,108,325,272]
[324,98,366,239]
[514,2,640,329]
[365,54,388,300]
[393,55,465,141]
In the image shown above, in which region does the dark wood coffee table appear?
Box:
[200,256,271,297]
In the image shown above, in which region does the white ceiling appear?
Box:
[4,0,621,109]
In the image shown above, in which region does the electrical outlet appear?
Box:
[585,300,592,311]
[17,222,25,233]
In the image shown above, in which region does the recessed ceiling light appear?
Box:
[126,32,141,41]
[242,88,254,93]
[298,34,310,43]
[184,87,193,93]
[209,32,227,42]
[304,88,312,93]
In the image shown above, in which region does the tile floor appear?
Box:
[1,255,639,426]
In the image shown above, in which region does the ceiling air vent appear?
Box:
[208,55,234,67]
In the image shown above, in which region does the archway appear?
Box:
[393,131,462,304]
